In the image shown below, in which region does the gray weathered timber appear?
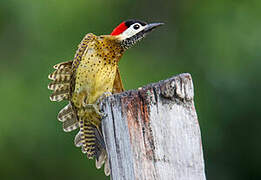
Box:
[101,73,206,180]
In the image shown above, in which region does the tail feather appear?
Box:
[80,119,97,158]
[96,149,107,169]
[104,157,110,176]
[77,118,106,159]
[95,134,110,176]
[76,118,110,175]
[74,131,82,147]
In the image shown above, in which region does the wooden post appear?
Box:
[101,73,206,180]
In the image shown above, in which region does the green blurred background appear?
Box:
[0,0,260,179]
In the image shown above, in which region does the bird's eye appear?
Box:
[133,24,140,30]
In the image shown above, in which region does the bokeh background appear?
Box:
[0,0,260,179]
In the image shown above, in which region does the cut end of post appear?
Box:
[160,73,194,101]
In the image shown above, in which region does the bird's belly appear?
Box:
[72,64,117,108]
[90,67,116,102]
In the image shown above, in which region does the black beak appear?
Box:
[143,22,164,33]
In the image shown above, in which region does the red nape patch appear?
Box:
[110,22,128,36]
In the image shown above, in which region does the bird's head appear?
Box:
[110,19,164,49]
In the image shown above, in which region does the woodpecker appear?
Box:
[48,19,163,175]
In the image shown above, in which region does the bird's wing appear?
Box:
[112,67,124,93]
[48,60,73,102]
[70,33,96,95]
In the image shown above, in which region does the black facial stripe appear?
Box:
[125,19,147,27]
[120,29,146,49]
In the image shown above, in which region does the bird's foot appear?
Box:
[82,92,112,121]
[84,103,106,118]
[95,92,112,105]
[94,92,112,119]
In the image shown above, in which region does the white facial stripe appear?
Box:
[118,23,147,40]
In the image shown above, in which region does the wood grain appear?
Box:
[101,73,206,180]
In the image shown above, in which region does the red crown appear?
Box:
[111,22,128,36]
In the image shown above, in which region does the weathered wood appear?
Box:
[101,73,206,180]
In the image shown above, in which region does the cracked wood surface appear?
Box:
[101,73,206,180]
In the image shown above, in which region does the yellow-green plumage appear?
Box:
[48,33,125,175]
[71,33,124,157]
[48,19,163,176]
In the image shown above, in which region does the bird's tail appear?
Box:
[57,102,107,161]
[74,119,110,175]
[55,101,110,175]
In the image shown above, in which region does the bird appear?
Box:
[48,19,163,176]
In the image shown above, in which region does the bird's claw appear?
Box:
[96,92,112,105]
[84,104,106,118]
[82,92,112,120]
